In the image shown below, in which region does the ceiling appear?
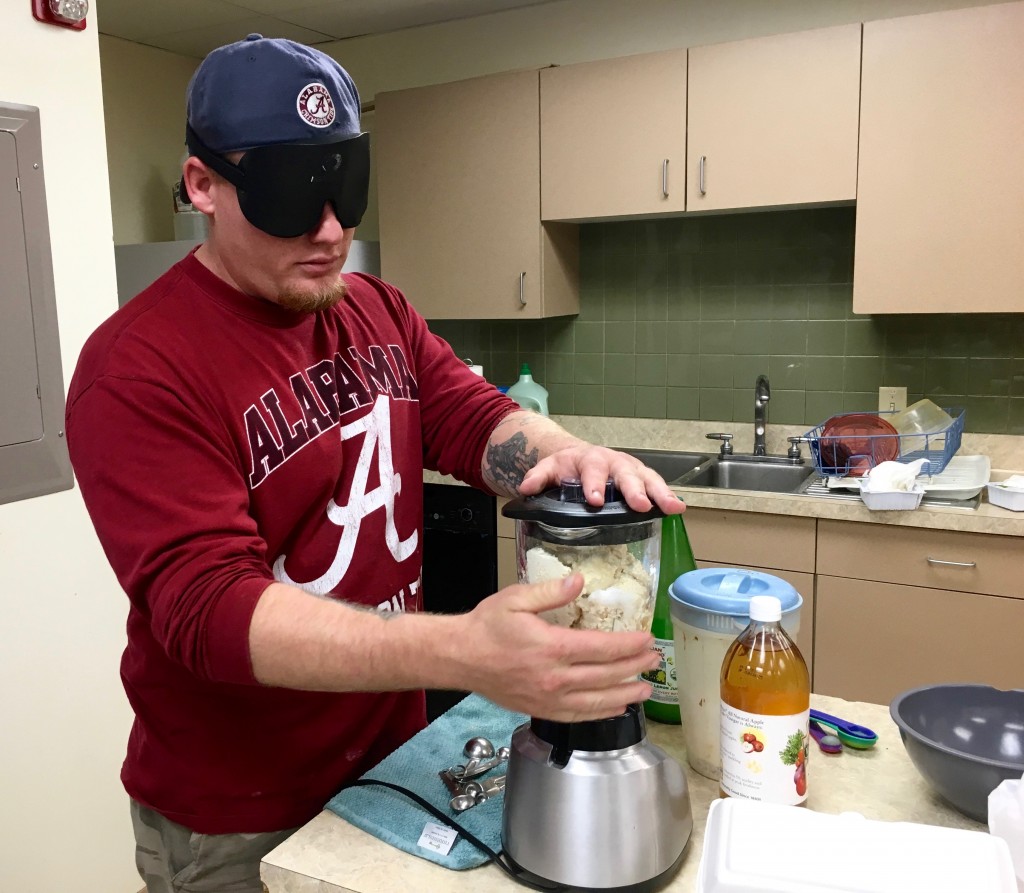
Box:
[95,0,562,58]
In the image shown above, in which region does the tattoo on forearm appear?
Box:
[485,432,538,492]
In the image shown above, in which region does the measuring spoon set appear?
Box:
[438,736,510,812]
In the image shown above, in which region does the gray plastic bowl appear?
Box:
[890,683,1024,822]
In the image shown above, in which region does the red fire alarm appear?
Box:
[32,0,88,31]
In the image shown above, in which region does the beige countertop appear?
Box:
[261,693,986,892]
[424,415,1024,538]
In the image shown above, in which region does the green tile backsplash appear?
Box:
[428,207,1024,435]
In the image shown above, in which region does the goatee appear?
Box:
[276,277,349,313]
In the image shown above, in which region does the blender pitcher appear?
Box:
[513,479,662,632]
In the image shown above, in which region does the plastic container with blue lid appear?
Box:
[668,568,805,780]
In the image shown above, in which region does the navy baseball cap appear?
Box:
[186,33,361,152]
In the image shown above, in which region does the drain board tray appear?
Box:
[802,479,981,511]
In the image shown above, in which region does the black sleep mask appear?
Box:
[181,124,370,238]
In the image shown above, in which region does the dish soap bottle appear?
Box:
[643,512,696,724]
[720,595,810,805]
[506,363,549,415]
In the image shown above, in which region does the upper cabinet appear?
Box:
[374,6,1024,320]
[540,49,687,220]
[376,70,578,320]
[686,25,861,212]
[854,1,1024,314]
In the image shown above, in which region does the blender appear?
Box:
[500,481,692,892]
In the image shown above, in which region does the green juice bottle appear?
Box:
[643,513,697,724]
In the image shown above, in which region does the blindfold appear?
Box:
[181,124,370,239]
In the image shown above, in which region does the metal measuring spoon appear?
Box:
[450,782,486,812]
[450,791,482,812]
[451,746,511,781]
[449,775,507,812]
[464,737,495,761]
[455,737,494,777]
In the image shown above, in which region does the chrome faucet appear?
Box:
[753,375,771,456]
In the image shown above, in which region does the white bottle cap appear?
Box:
[749,595,782,622]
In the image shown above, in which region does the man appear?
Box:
[66,35,683,892]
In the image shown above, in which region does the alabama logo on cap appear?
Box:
[296,83,335,128]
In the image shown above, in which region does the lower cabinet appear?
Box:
[814,575,1024,705]
[497,535,517,590]
[814,519,1023,704]
[684,507,817,679]
[497,497,517,590]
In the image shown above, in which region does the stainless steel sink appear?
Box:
[681,456,816,494]
[619,448,814,494]
[616,448,714,484]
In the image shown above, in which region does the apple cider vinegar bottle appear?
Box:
[719,595,810,805]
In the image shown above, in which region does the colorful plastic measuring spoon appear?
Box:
[810,708,878,749]
[809,720,843,754]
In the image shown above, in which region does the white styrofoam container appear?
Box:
[858,484,924,511]
[987,482,1024,512]
[697,799,1017,893]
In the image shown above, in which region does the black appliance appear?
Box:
[421,482,497,720]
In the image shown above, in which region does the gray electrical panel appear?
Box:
[0,102,72,506]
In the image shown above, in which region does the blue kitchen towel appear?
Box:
[326,694,527,870]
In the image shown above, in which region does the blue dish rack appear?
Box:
[803,406,965,478]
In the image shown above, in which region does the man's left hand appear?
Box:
[518,445,685,514]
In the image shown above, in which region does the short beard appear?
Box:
[276,277,349,313]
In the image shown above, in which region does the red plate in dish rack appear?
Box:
[819,413,899,477]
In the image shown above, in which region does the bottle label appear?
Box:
[642,637,678,705]
[720,704,809,805]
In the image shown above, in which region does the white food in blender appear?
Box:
[526,546,581,626]
[577,585,648,632]
[540,600,584,628]
[526,547,573,584]
[524,544,653,632]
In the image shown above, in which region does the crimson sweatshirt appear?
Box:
[65,252,518,833]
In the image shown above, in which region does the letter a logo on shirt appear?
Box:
[272,395,417,595]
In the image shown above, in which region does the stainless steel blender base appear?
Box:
[501,721,693,891]
[502,845,689,893]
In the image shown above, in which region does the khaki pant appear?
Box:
[130,800,299,893]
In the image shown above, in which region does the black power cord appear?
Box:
[345,778,563,892]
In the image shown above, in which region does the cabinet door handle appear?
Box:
[698,155,706,196]
[662,158,669,198]
[519,272,526,306]
[926,557,977,568]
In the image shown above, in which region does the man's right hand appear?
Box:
[456,574,659,722]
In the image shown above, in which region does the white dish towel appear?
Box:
[861,459,929,493]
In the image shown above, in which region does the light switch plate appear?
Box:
[878,386,907,413]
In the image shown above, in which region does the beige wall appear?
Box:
[324,0,1005,98]
[0,10,138,893]
[100,35,198,245]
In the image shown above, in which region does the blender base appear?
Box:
[501,844,688,893]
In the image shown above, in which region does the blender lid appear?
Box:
[502,479,667,527]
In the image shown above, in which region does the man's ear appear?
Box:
[182,156,218,215]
